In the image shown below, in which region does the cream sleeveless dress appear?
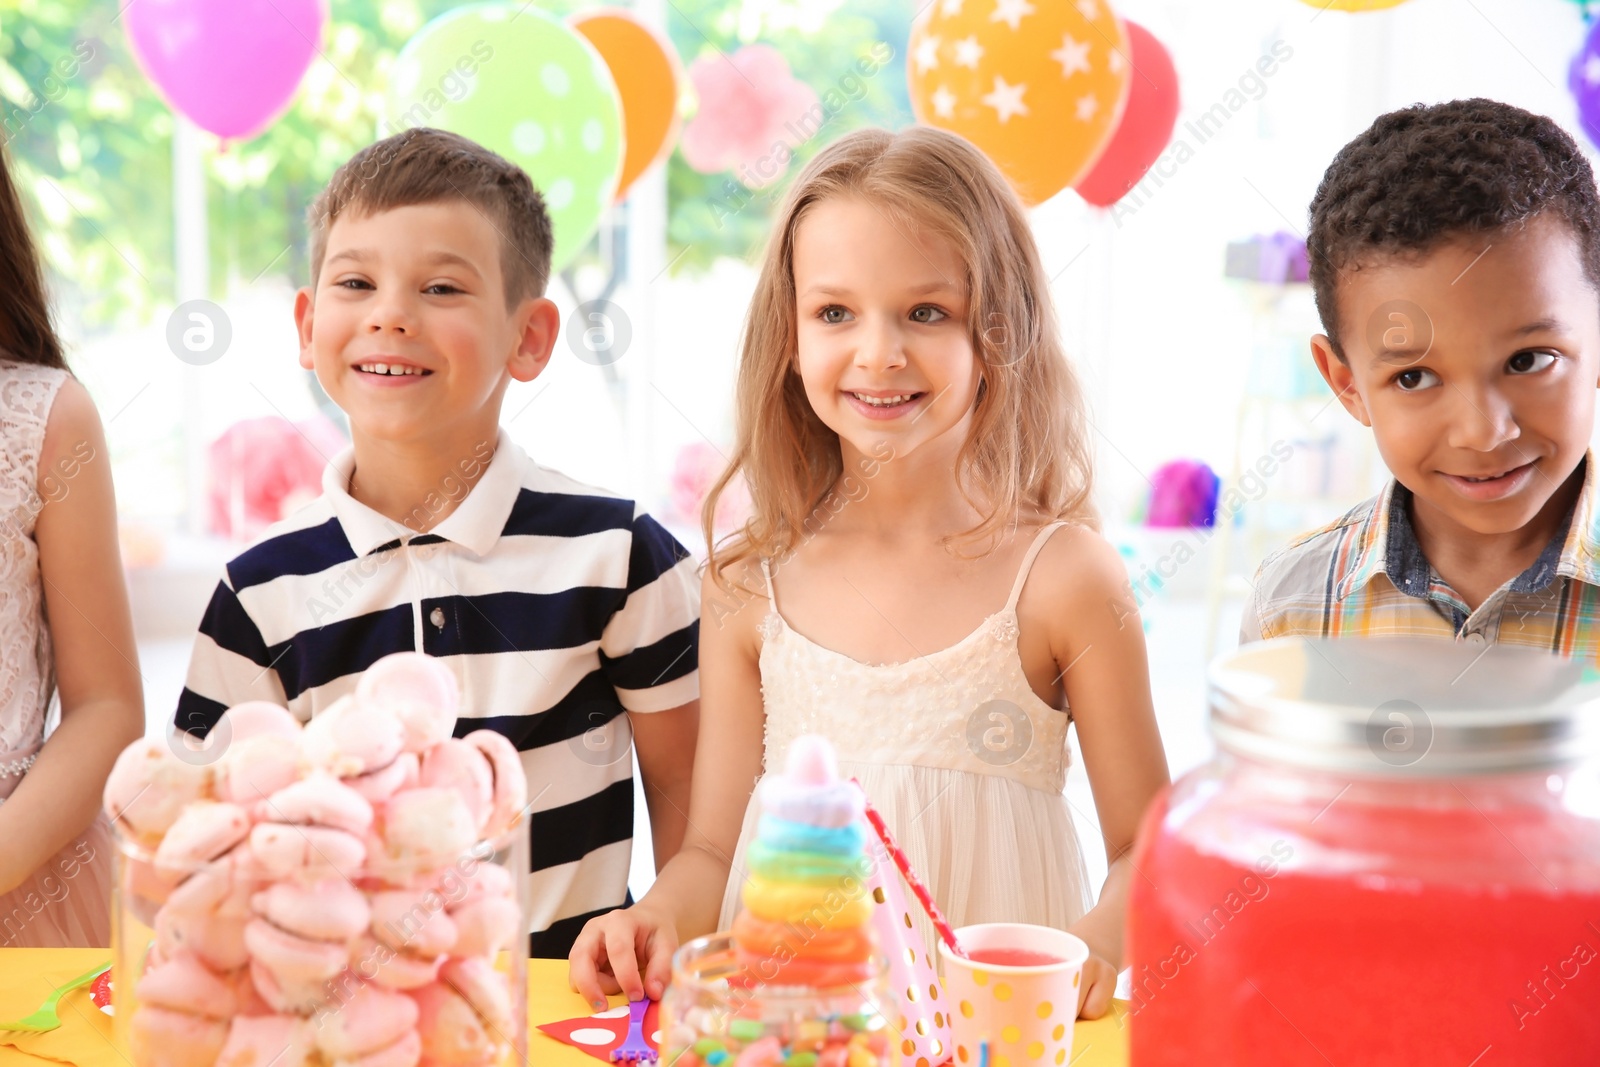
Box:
[717,521,1093,954]
[0,360,115,948]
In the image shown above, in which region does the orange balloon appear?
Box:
[908,0,1131,206]
[572,9,683,201]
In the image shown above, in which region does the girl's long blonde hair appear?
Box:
[703,125,1097,591]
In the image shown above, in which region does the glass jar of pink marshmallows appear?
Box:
[104,652,530,1067]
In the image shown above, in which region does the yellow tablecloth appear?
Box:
[0,949,1129,1066]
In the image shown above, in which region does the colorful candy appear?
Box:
[662,1014,883,1067]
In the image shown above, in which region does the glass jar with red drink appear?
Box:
[1127,636,1600,1066]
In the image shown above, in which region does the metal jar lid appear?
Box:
[1209,636,1600,776]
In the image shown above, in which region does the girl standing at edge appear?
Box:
[0,137,143,946]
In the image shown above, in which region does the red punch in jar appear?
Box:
[1127,637,1600,1066]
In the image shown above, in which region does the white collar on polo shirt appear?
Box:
[321,427,524,558]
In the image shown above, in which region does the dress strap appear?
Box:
[1005,521,1070,612]
[760,557,777,610]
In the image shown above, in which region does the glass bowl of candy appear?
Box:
[661,934,899,1067]
[104,653,531,1067]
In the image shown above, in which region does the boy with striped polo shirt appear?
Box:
[175,128,700,957]
[1243,99,1600,652]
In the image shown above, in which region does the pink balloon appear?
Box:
[126,0,326,141]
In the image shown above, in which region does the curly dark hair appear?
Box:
[1308,98,1600,360]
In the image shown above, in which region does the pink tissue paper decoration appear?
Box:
[862,830,954,1066]
[679,44,819,189]
[668,440,750,536]
[1145,459,1220,528]
[208,415,347,541]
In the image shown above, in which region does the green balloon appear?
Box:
[384,2,624,272]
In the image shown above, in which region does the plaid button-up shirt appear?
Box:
[1241,455,1600,656]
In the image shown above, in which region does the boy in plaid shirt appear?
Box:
[1244,99,1600,655]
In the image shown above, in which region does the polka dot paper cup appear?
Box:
[938,923,1089,1067]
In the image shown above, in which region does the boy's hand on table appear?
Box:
[569,903,678,1008]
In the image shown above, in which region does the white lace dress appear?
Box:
[717,522,1093,954]
[0,359,114,947]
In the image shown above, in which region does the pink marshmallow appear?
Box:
[215,1013,316,1067]
[128,1004,230,1067]
[256,771,374,836]
[216,701,303,743]
[168,847,271,933]
[349,1028,422,1067]
[244,918,350,988]
[313,981,420,1060]
[248,822,367,880]
[302,694,406,778]
[155,801,251,875]
[104,739,211,844]
[418,740,493,834]
[155,899,251,972]
[370,888,458,956]
[462,730,527,841]
[347,750,420,804]
[381,788,477,870]
[439,957,513,1038]
[350,934,445,990]
[441,862,513,909]
[216,734,303,806]
[410,980,498,1067]
[356,652,459,754]
[447,896,521,959]
[122,853,186,921]
[233,969,275,1016]
[251,877,371,942]
[164,858,233,915]
[135,950,240,1019]
[249,958,332,1015]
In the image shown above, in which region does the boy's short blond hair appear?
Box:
[307,127,553,307]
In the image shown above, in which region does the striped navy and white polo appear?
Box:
[175,428,700,957]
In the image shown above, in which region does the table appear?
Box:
[0,949,1129,1066]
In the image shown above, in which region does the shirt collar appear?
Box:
[322,428,524,558]
[1337,451,1599,602]
[1556,450,1600,588]
[1333,479,1396,602]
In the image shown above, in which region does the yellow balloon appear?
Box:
[1296,0,1414,10]
[908,0,1131,206]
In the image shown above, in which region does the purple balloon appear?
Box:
[126,0,326,141]
[1570,19,1600,151]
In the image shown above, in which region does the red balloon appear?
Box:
[1074,21,1180,208]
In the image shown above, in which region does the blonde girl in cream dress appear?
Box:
[569,126,1169,1020]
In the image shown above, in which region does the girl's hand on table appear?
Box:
[568,902,678,1008]
[1076,953,1119,1019]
